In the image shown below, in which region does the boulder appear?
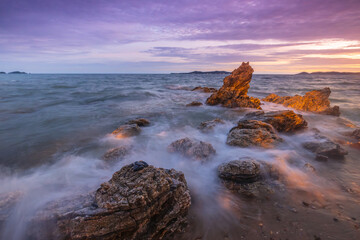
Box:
[226,120,282,148]
[103,146,130,161]
[243,110,307,132]
[112,124,141,138]
[192,86,217,93]
[217,158,273,198]
[168,137,216,160]
[351,129,360,140]
[303,135,348,160]
[29,161,191,240]
[126,118,150,127]
[198,118,225,132]
[206,62,261,109]
[186,101,203,107]
[262,88,340,116]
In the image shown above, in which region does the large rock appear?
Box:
[168,137,216,160]
[226,120,282,148]
[198,118,225,132]
[217,158,273,198]
[303,135,348,160]
[112,124,141,138]
[262,88,340,116]
[206,62,261,109]
[29,161,191,240]
[244,110,307,132]
[192,86,217,93]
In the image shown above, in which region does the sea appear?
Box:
[0,73,359,239]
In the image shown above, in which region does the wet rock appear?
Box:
[0,191,23,222]
[198,118,225,132]
[126,118,150,127]
[206,62,261,109]
[263,87,340,116]
[226,120,283,148]
[303,135,348,159]
[168,137,216,160]
[351,129,360,140]
[29,162,191,240]
[303,163,316,172]
[186,101,203,107]
[103,146,130,161]
[112,124,141,138]
[192,86,217,93]
[244,110,307,132]
[217,158,273,198]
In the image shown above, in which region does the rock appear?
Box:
[186,101,203,107]
[0,191,23,222]
[168,137,216,160]
[29,162,191,240]
[303,135,348,159]
[103,146,130,161]
[243,110,307,132]
[126,118,150,127]
[226,120,282,148]
[351,129,360,140]
[112,124,141,138]
[206,62,261,109]
[303,163,316,172]
[192,86,217,93]
[262,88,340,116]
[217,158,273,198]
[198,118,225,132]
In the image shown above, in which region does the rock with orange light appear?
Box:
[198,118,225,132]
[262,87,340,116]
[192,86,217,93]
[226,120,283,148]
[168,137,216,160]
[217,158,273,198]
[206,62,261,109]
[303,135,348,160]
[103,145,131,162]
[28,161,191,240]
[243,110,307,132]
[112,124,141,138]
[186,101,203,107]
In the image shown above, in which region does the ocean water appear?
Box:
[0,73,359,239]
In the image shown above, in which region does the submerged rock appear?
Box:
[217,158,273,197]
[303,135,348,160]
[29,162,191,240]
[192,86,217,93]
[168,137,216,160]
[244,110,307,132]
[206,62,261,109]
[263,88,340,116]
[112,124,141,138]
[226,120,282,148]
[198,118,225,132]
[103,146,131,161]
[126,118,150,127]
[351,129,360,140]
[186,101,203,107]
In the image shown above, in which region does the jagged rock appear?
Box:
[217,158,273,197]
[303,135,348,160]
[126,118,150,127]
[244,110,307,132]
[206,62,261,109]
[198,118,225,132]
[263,88,340,116]
[103,146,130,161]
[112,124,141,138]
[29,161,191,240]
[192,86,217,93]
[351,129,360,140]
[226,120,282,148]
[168,137,216,160]
[186,101,203,107]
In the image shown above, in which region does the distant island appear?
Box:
[296,71,360,75]
[0,72,5,74]
[171,71,231,74]
[8,71,27,74]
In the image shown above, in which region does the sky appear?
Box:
[0,0,360,73]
